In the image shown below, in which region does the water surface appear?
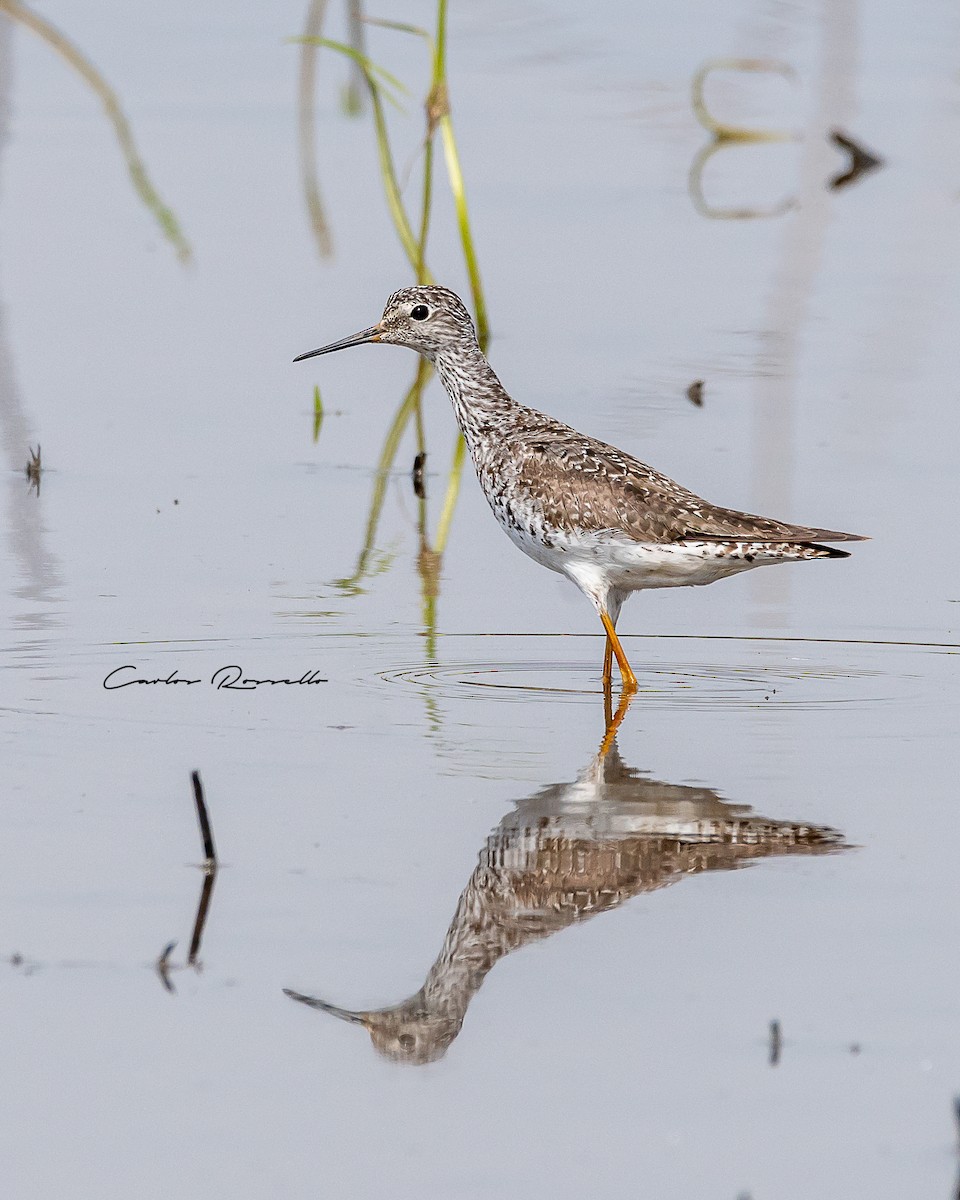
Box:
[2,2,959,1197]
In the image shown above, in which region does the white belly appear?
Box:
[500,520,764,593]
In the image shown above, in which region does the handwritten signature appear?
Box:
[103,665,327,691]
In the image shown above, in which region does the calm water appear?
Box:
[2,2,959,1197]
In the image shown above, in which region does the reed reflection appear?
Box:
[0,0,190,260]
[0,15,62,635]
[294,0,488,665]
[285,698,847,1065]
[688,57,884,218]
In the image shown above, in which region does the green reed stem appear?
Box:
[366,72,425,273]
[293,38,407,101]
[416,135,434,284]
[433,433,466,554]
[295,36,433,280]
[369,5,488,337]
[337,359,432,590]
[430,0,488,343]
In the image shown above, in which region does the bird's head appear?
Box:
[294,285,478,364]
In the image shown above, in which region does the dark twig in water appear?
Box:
[686,380,704,407]
[412,450,427,498]
[25,444,41,493]
[829,129,884,191]
[769,1018,782,1066]
[155,941,176,993]
[187,869,218,967]
[156,774,220,990]
[191,770,217,866]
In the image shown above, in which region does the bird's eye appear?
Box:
[410,304,429,321]
[398,1034,416,1050]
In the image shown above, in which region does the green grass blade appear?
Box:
[366,74,432,274]
[363,17,432,44]
[291,37,407,107]
[438,113,487,344]
[433,433,466,555]
[312,385,324,442]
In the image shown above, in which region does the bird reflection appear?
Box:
[286,697,846,1065]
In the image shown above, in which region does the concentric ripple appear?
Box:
[377,648,903,711]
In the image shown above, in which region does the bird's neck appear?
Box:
[431,344,518,446]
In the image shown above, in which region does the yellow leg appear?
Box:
[602,636,613,685]
[598,678,634,758]
[599,609,637,691]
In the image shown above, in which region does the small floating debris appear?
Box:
[412,450,427,498]
[829,129,884,191]
[686,380,704,407]
[769,1018,782,1066]
[25,444,42,492]
[155,941,176,993]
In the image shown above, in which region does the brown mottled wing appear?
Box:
[512,426,867,544]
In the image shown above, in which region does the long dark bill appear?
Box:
[293,325,382,362]
[283,988,367,1024]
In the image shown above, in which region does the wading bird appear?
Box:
[296,286,864,691]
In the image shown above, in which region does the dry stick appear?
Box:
[156,774,219,985]
[187,870,217,967]
[184,772,220,970]
[191,770,217,865]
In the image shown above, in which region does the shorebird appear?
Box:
[285,706,845,1064]
[295,286,865,690]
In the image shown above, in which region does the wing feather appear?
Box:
[508,428,866,545]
